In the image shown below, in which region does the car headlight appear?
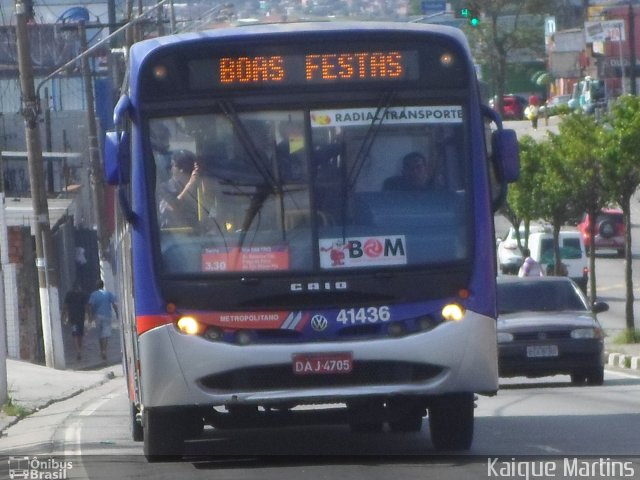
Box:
[571,328,602,339]
[497,332,514,343]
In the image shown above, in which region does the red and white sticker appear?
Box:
[202,245,289,272]
[319,235,407,268]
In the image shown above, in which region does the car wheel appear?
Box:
[598,220,615,239]
[570,373,585,385]
[586,367,604,386]
[428,393,474,451]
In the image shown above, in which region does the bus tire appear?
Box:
[131,402,143,442]
[428,393,474,451]
[143,409,185,461]
[387,399,424,433]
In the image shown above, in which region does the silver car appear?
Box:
[497,276,608,385]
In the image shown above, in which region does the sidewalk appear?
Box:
[604,333,640,371]
[0,318,122,435]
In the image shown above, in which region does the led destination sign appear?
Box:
[188,50,420,90]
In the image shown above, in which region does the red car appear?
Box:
[490,95,527,120]
[577,208,626,257]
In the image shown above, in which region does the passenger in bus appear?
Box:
[157,149,201,229]
[383,151,438,191]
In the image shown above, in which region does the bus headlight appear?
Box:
[387,321,407,337]
[236,330,253,345]
[176,316,202,335]
[417,315,439,332]
[203,326,224,341]
[441,303,465,322]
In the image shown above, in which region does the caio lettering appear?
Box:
[290,281,348,292]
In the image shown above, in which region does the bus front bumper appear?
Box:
[138,311,498,408]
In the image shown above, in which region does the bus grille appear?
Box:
[198,361,443,392]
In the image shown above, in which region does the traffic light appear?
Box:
[458,7,480,26]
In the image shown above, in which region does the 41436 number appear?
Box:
[336,306,390,325]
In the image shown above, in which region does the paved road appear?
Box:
[1,370,639,479]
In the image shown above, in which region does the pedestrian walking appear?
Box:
[87,279,119,361]
[525,95,540,130]
[62,282,88,360]
[518,248,544,277]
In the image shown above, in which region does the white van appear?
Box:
[528,229,588,292]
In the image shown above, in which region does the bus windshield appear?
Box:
[152,103,469,275]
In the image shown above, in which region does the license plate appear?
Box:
[292,352,353,375]
[526,345,559,358]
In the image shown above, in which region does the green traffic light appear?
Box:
[470,17,479,26]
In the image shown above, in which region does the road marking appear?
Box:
[64,421,82,456]
[79,392,118,416]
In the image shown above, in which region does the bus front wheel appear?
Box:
[428,393,474,451]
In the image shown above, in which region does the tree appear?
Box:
[536,136,581,276]
[601,95,640,339]
[551,112,609,304]
[464,1,550,114]
[501,134,545,248]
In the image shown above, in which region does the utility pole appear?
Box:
[44,88,54,192]
[78,21,110,281]
[15,0,65,369]
[0,189,6,403]
[629,3,637,95]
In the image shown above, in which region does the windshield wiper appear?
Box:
[337,92,394,241]
[346,91,395,190]
[218,100,278,190]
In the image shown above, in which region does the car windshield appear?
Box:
[497,280,588,314]
[150,106,470,275]
[540,238,582,263]
[596,213,623,225]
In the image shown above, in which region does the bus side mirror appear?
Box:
[104,94,132,185]
[492,129,520,183]
[104,130,130,185]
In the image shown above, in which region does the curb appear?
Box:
[605,351,640,371]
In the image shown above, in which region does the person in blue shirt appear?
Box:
[87,280,119,361]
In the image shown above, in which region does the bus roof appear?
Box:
[128,21,472,102]
[132,21,469,53]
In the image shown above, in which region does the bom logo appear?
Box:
[350,238,404,258]
[320,235,407,268]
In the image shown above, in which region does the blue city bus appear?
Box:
[104,21,519,459]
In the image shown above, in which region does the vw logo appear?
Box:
[310,314,328,332]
